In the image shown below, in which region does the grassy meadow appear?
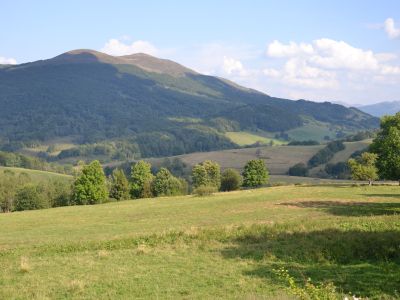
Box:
[1,184,399,299]
[225,131,285,146]
[0,166,72,183]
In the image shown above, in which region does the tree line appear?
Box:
[288,113,400,185]
[0,159,269,212]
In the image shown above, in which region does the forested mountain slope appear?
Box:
[0,50,379,158]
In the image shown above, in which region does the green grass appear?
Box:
[225,131,285,146]
[0,166,72,183]
[1,185,400,299]
[286,123,336,141]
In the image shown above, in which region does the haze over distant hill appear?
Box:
[0,49,379,158]
[358,101,400,117]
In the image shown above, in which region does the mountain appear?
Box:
[358,101,400,117]
[0,49,379,158]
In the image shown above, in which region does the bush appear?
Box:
[288,163,309,177]
[192,185,217,196]
[220,169,242,191]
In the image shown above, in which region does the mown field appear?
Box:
[224,131,285,146]
[1,185,399,299]
[152,140,369,176]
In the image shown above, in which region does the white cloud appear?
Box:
[310,39,379,70]
[267,40,314,57]
[263,68,280,77]
[384,18,400,39]
[222,56,247,76]
[0,56,17,64]
[101,39,158,56]
[262,39,400,103]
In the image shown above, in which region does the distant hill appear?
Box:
[0,49,379,158]
[358,101,400,117]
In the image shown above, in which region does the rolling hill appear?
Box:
[0,49,379,159]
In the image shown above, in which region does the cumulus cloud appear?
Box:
[262,38,400,103]
[310,39,379,70]
[267,40,314,57]
[101,39,158,56]
[222,56,248,76]
[0,56,17,64]
[384,18,400,39]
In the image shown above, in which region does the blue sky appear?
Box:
[1,0,399,104]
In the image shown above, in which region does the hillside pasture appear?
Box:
[0,166,72,183]
[0,185,399,299]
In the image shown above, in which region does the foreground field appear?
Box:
[1,185,399,299]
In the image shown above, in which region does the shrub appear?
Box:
[220,169,242,191]
[192,185,217,196]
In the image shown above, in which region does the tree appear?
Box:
[242,159,269,187]
[348,152,379,185]
[109,169,130,200]
[131,161,154,198]
[0,172,17,212]
[73,160,108,205]
[192,160,221,189]
[15,184,47,211]
[288,163,309,177]
[152,168,183,197]
[221,168,242,191]
[370,113,400,183]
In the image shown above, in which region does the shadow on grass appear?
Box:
[220,228,400,298]
[363,194,400,198]
[278,201,400,216]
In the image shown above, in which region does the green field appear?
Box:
[0,166,72,183]
[286,123,336,141]
[225,131,284,146]
[1,185,399,299]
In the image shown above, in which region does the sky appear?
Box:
[1,0,399,105]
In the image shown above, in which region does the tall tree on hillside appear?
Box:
[131,161,154,198]
[370,113,400,183]
[348,152,379,185]
[73,160,108,205]
[192,160,221,189]
[242,159,269,188]
[151,168,184,197]
[109,169,130,200]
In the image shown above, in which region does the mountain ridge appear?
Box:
[0,49,379,158]
[358,101,400,117]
